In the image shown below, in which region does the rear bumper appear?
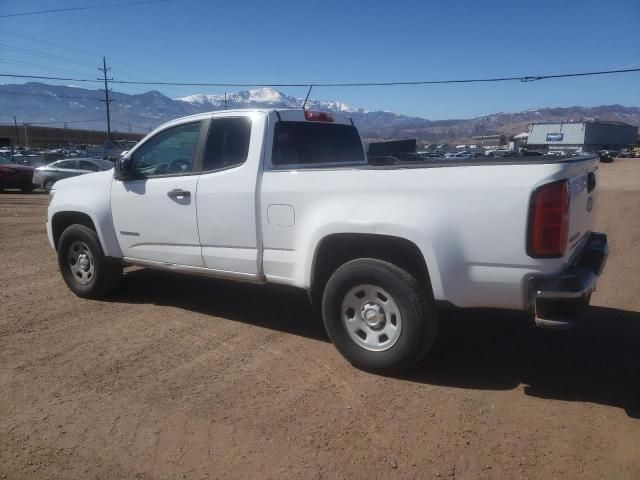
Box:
[1,172,34,188]
[528,232,608,329]
[32,171,44,188]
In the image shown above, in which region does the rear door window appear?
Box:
[272,121,365,167]
[202,117,252,172]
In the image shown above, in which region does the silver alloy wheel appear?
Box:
[341,284,402,351]
[67,240,95,285]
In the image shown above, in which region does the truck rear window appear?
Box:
[272,121,365,167]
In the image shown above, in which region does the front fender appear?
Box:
[47,170,122,258]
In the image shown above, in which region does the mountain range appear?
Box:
[1,82,638,143]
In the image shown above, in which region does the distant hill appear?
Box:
[1,82,638,143]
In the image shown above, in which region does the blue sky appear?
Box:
[1,0,639,119]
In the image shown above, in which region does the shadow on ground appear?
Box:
[116,268,328,341]
[410,307,640,418]
[115,268,640,418]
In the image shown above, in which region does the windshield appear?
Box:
[0,157,15,165]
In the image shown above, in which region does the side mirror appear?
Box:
[114,155,133,180]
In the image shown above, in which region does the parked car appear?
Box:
[619,150,637,158]
[33,158,113,192]
[0,156,35,193]
[46,109,608,372]
[447,151,472,159]
[12,153,46,167]
[598,150,615,163]
[521,150,545,156]
[546,151,567,157]
[485,148,511,157]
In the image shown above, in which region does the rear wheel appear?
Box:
[43,178,55,193]
[322,258,437,373]
[57,224,122,298]
[21,185,34,193]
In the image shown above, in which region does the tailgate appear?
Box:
[565,156,599,258]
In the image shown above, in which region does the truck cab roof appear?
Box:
[166,109,355,126]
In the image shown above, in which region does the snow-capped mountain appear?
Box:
[1,82,638,142]
[176,87,364,113]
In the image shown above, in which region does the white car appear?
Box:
[46,109,608,372]
[485,148,512,157]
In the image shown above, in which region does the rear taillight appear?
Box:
[304,110,334,122]
[527,180,570,258]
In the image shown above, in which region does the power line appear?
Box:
[0,29,197,98]
[0,29,102,59]
[0,73,102,84]
[112,67,640,87]
[0,0,173,18]
[0,59,101,80]
[1,67,639,88]
[0,43,97,67]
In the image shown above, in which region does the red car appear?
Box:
[0,156,35,193]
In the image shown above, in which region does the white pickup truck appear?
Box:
[47,109,608,372]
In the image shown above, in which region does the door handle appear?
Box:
[167,189,191,199]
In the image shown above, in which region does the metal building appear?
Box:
[526,121,638,152]
[0,124,143,149]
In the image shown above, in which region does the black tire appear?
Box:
[43,179,55,193]
[21,185,34,194]
[321,258,437,373]
[57,224,122,299]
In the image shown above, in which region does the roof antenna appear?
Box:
[301,84,313,110]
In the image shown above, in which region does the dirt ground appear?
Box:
[1,159,639,480]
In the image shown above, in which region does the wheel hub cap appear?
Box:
[341,284,402,352]
[362,303,385,329]
[78,254,90,271]
[67,241,95,285]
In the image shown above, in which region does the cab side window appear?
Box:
[202,117,252,172]
[131,122,201,177]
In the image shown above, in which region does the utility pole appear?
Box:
[224,92,228,110]
[128,121,132,133]
[23,124,29,148]
[13,115,20,147]
[98,57,114,143]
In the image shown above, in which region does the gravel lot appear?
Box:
[1,159,639,479]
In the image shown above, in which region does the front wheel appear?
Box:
[43,178,55,193]
[322,258,437,373]
[57,224,122,298]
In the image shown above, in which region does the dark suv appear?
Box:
[0,156,35,193]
